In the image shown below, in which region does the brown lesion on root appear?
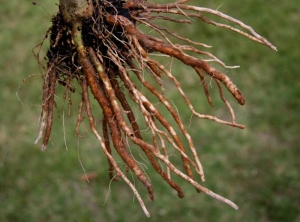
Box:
[34,0,276,216]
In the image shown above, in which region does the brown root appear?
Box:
[34,0,276,216]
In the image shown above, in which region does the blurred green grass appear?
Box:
[1,1,299,221]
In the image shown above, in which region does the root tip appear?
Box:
[178,192,185,198]
[41,144,47,152]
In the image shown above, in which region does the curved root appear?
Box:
[34,0,276,216]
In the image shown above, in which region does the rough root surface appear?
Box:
[34,0,276,217]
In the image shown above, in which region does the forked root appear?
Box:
[34,0,276,217]
[81,77,150,217]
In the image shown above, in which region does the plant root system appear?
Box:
[34,0,276,217]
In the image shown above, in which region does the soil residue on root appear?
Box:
[34,0,276,217]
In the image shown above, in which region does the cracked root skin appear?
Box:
[34,0,275,217]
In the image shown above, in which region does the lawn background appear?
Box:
[0,0,299,221]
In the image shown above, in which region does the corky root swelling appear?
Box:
[34,0,276,217]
